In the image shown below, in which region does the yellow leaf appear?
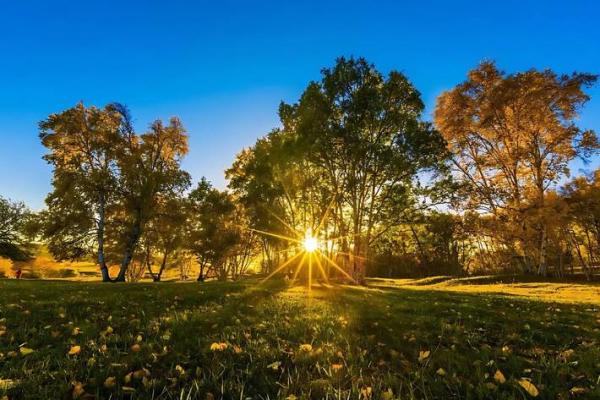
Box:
[267,361,281,370]
[133,369,149,379]
[19,347,34,356]
[570,387,587,395]
[0,378,19,390]
[104,376,116,388]
[380,389,394,400]
[209,342,227,351]
[72,381,85,399]
[418,350,430,362]
[518,379,539,397]
[299,344,313,352]
[436,368,446,376]
[68,345,81,356]
[494,370,506,384]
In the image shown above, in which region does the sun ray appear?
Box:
[292,252,308,283]
[324,232,362,244]
[273,244,302,255]
[336,251,369,261]
[308,253,312,293]
[314,195,337,236]
[246,227,302,244]
[263,206,301,240]
[261,251,304,282]
[314,253,329,284]
[318,250,356,283]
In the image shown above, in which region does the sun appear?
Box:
[248,197,357,290]
[302,230,319,253]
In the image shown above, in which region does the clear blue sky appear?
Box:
[1,0,599,209]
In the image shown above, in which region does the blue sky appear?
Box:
[1,0,599,209]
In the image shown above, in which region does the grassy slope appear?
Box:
[369,276,600,305]
[0,279,599,399]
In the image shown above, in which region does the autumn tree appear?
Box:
[40,103,190,282]
[110,116,190,281]
[435,62,598,274]
[40,103,123,280]
[562,169,600,279]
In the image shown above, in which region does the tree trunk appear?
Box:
[97,193,112,282]
[154,251,168,282]
[538,226,547,276]
[115,212,143,282]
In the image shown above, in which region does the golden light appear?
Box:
[302,230,319,252]
[250,196,358,292]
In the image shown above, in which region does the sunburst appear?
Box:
[249,197,357,292]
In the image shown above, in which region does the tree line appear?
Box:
[0,57,598,281]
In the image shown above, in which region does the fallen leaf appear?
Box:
[68,345,81,356]
[570,387,587,395]
[104,376,116,388]
[418,350,430,362]
[299,344,313,352]
[19,347,34,356]
[267,361,281,370]
[72,381,85,398]
[518,379,539,397]
[0,378,19,390]
[494,370,506,384]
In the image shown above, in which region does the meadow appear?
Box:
[1,278,599,399]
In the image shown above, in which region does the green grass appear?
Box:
[0,279,599,399]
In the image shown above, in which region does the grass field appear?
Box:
[0,278,599,399]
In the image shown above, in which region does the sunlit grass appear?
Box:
[369,276,600,305]
[0,279,598,399]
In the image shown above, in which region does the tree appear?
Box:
[228,57,448,283]
[435,62,598,274]
[0,196,33,261]
[40,103,190,282]
[141,196,187,281]
[40,103,123,280]
[562,169,600,279]
[186,179,255,281]
[110,116,190,281]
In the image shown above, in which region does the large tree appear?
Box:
[228,57,449,282]
[40,103,123,280]
[40,103,190,281]
[435,62,598,274]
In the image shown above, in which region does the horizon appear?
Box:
[1,0,599,210]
